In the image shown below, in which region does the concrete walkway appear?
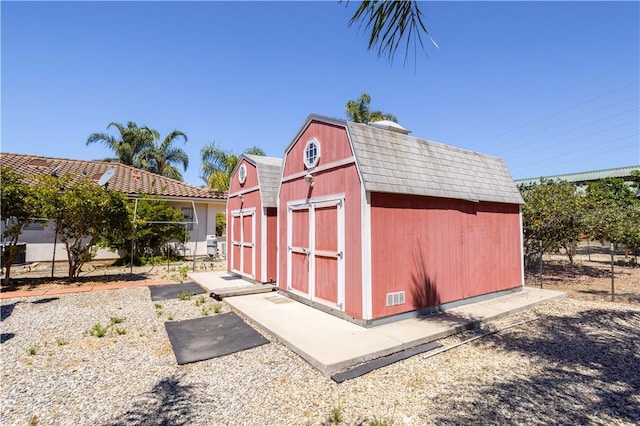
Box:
[188,271,566,375]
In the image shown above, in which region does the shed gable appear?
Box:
[282,120,355,179]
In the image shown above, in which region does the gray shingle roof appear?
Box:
[244,154,283,208]
[296,115,523,205]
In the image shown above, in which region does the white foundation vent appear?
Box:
[386,291,406,307]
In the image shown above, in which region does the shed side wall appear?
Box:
[370,192,522,319]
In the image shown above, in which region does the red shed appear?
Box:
[278,115,524,325]
[227,154,282,283]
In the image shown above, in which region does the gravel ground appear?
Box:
[1,267,639,425]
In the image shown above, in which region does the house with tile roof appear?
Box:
[1,153,226,263]
[227,154,283,283]
[278,114,524,325]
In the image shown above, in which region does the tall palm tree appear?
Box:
[86,121,156,166]
[345,93,398,124]
[200,143,265,191]
[343,0,438,65]
[139,130,189,181]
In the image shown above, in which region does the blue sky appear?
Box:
[2,1,638,186]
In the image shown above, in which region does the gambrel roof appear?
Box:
[243,154,283,208]
[0,153,225,201]
[291,115,524,205]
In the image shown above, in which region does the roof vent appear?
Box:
[369,120,410,135]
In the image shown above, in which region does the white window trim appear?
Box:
[303,138,321,169]
[238,164,247,185]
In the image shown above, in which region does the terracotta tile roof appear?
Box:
[1,153,226,200]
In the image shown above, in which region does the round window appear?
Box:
[303,138,321,168]
[238,164,247,185]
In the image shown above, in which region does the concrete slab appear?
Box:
[225,287,565,375]
[188,271,255,292]
[373,287,566,344]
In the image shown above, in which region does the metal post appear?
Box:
[51,226,57,279]
[610,242,615,302]
[538,240,543,289]
[131,199,138,275]
[191,201,198,272]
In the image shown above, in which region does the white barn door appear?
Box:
[287,197,345,310]
[230,208,256,280]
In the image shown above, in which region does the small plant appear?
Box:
[110,316,125,325]
[213,304,223,314]
[157,310,164,317]
[368,417,393,426]
[29,415,38,426]
[154,303,163,309]
[369,405,396,426]
[177,265,189,282]
[195,295,206,306]
[89,316,126,338]
[90,323,109,338]
[330,398,344,424]
[27,345,38,356]
[152,326,157,333]
[178,290,195,301]
[201,306,211,316]
[56,338,68,346]
[167,315,174,321]
[116,328,127,335]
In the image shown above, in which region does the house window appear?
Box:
[238,164,247,185]
[304,138,320,168]
[182,207,194,231]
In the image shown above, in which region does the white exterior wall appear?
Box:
[5,199,225,263]
[173,201,224,257]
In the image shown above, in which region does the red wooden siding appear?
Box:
[241,214,253,276]
[290,209,310,294]
[370,193,523,319]
[314,206,339,303]
[230,213,242,272]
[279,121,363,317]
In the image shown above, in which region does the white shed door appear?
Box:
[287,198,344,310]
[230,208,255,279]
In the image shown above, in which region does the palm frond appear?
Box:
[345,0,436,66]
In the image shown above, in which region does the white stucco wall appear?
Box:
[5,199,226,263]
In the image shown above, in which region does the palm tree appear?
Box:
[86,121,156,166]
[200,143,265,191]
[139,130,189,181]
[343,0,438,65]
[345,93,398,124]
[244,146,266,156]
